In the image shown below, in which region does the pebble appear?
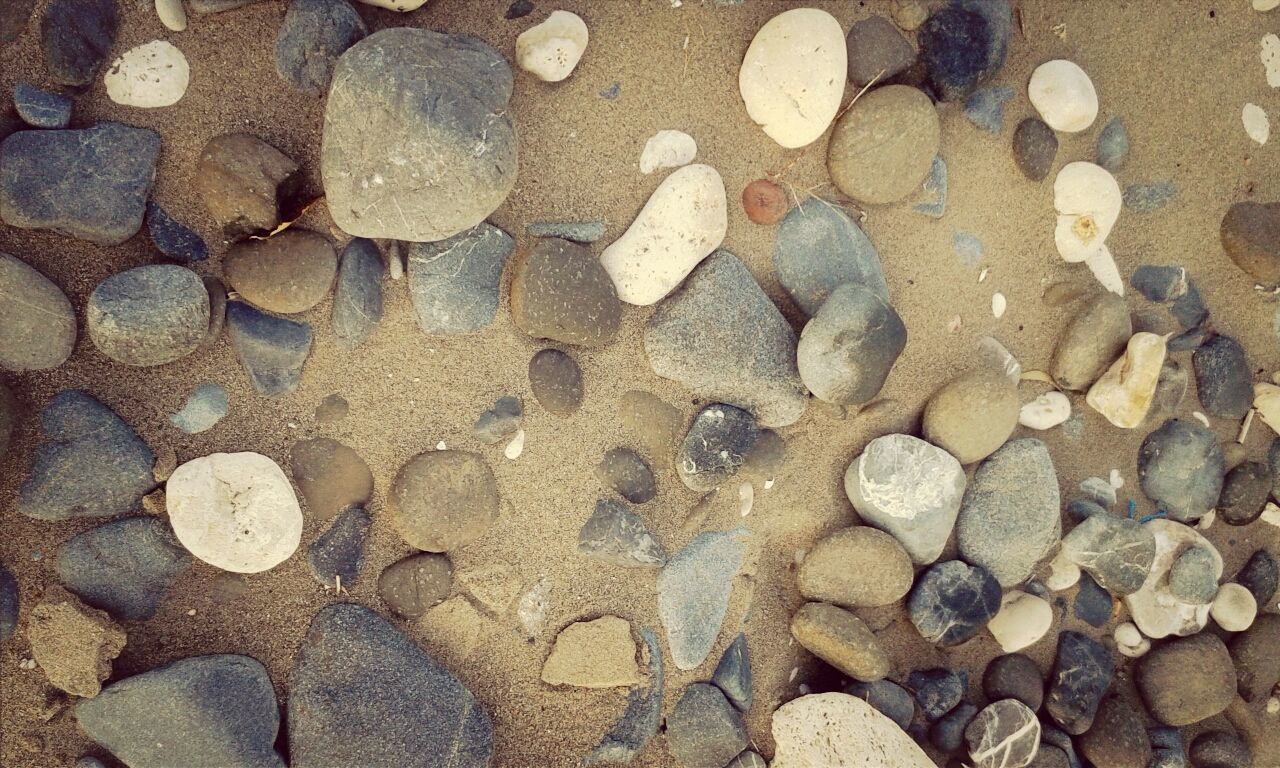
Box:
[408,222,514,336]
[202,276,228,337]
[645,252,805,427]
[155,0,186,31]
[0,384,16,460]
[964,85,1014,133]
[1236,549,1278,607]
[1147,361,1190,425]
[601,164,727,306]
[315,393,349,422]
[1096,117,1130,171]
[595,448,657,503]
[19,390,155,521]
[1126,520,1222,638]
[619,390,683,459]
[1012,117,1057,181]
[1231,613,1280,703]
[1149,727,1189,768]
[542,616,638,688]
[738,8,846,148]
[845,15,915,87]
[843,679,913,730]
[13,82,71,128]
[331,238,383,348]
[932,703,979,753]
[0,121,160,245]
[1078,697,1152,768]
[913,154,948,217]
[1171,278,1208,329]
[88,264,209,366]
[983,654,1043,712]
[226,302,313,396]
[225,229,337,314]
[790,602,890,682]
[274,0,366,95]
[195,133,300,239]
[1220,201,1280,282]
[1243,103,1271,145]
[1072,573,1113,627]
[1137,632,1236,725]
[1029,59,1098,132]
[657,527,748,670]
[307,506,370,588]
[712,633,752,712]
[389,450,499,552]
[798,283,905,406]
[1219,461,1270,526]
[741,178,789,225]
[987,590,1052,652]
[1019,391,1071,430]
[577,498,666,568]
[1114,622,1150,658]
[287,603,493,767]
[377,553,452,617]
[1052,292,1131,391]
[323,29,516,241]
[725,752,767,768]
[909,667,967,721]
[526,220,605,243]
[0,252,76,371]
[1046,630,1114,735]
[828,85,940,204]
[472,396,522,445]
[639,129,696,174]
[666,683,748,768]
[1138,419,1226,523]
[797,526,913,608]
[773,197,888,315]
[1131,264,1188,302]
[1190,732,1253,768]
[585,627,664,764]
[146,203,209,262]
[40,0,118,86]
[908,559,1002,646]
[1210,582,1256,632]
[528,349,582,416]
[56,516,191,621]
[965,699,1040,768]
[1124,182,1179,213]
[676,404,759,491]
[0,563,17,643]
[775,694,934,767]
[29,586,126,697]
[1,0,35,45]
[1053,162,1121,263]
[516,9,588,82]
[167,452,303,573]
[1192,334,1252,420]
[957,438,1061,587]
[918,2,1011,101]
[922,367,1019,464]
[104,40,189,107]
[1060,513,1156,595]
[513,237,620,345]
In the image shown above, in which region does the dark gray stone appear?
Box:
[1219,460,1271,526]
[40,0,117,86]
[1059,513,1156,595]
[908,560,1001,646]
[146,203,210,262]
[1171,279,1209,329]
[472,395,522,444]
[226,302,312,397]
[595,447,656,504]
[577,498,666,568]
[982,654,1042,712]
[844,678,913,729]
[307,507,370,589]
[931,702,978,753]
[711,633,751,712]
[657,528,749,671]
[1124,182,1178,213]
[1131,265,1187,302]
[87,265,210,366]
[1012,117,1056,181]
[504,0,533,19]
[1046,631,1114,735]
[676,404,760,492]
[526,220,605,243]
[797,282,906,407]
[1138,419,1226,523]
[1096,117,1129,172]
[1150,727,1188,768]
[330,238,383,349]
[1146,361,1189,425]
[773,198,887,315]
[845,15,916,87]
[274,0,367,96]
[584,627,664,764]
[1189,731,1252,768]
[528,348,582,417]
[0,562,17,643]
[75,655,285,768]
[909,667,968,720]
[1169,546,1218,604]
[13,82,71,128]
[407,222,514,336]
[918,0,1011,101]
[1073,573,1112,628]
[1169,324,1211,352]
[288,603,493,768]
[1193,335,1252,420]
[19,390,155,521]
[664,683,747,768]
[0,122,160,245]
[56,517,191,621]
[965,699,1040,768]
[1236,549,1278,608]
[1042,724,1085,768]
[963,85,1013,134]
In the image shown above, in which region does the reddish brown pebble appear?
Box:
[742,179,788,225]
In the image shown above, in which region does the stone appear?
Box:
[1138,419,1226,522]
[1054,162,1122,263]
[645,252,805,427]
[407,222,514,336]
[657,527,748,670]
[0,252,76,371]
[1086,332,1167,428]
[307,507,370,588]
[542,616,638,688]
[167,452,303,573]
[512,237,620,346]
[676,404,759,491]
[0,563,14,642]
[908,667,967,720]
[1078,697,1151,768]
[1096,117,1129,171]
[1231,613,1280,702]
[712,633,752,712]
[798,283,905,406]
[146,203,209,262]
[987,591,1053,652]
[796,526,913,608]
[1190,732,1253,768]
[1114,622,1150,659]
[1171,278,1208,328]
[1073,573,1113,627]
[87,265,209,366]
[40,0,118,86]
[828,85,940,204]
[1045,631,1113,735]
[640,129,697,174]
[322,28,516,242]
[913,154,948,217]
[287,437,373,523]
[790,602,890,682]
[922,367,1019,464]
[226,302,312,396]
[56,517,191,621]
[965,699,1040,768]
[845,15,915,86]
[1210,583,1256,632]
[1012,117,1058,181]
[225,230,337,314]
[203,276,227,345]
[666,683,748,768]
[594,448,656,503]
[315,393,348,422]
[1,0,36,45]
[1219,461,1271,526]
[1236,550,1278,607]
[742,178,788,225]
[908,559,1002,646]
[1029,59,1098,132]
[932,703,979,752]
[528,349,582,416]
[1051,293,1131,391]
[1258,383,1280,435]
[195,133,300,240]
[585,627,664,764]
[1131,264,1188,302]
[738,8,845,148]
[1124,182,1179,213]
[527,220,605,242]
[1126,520,1223,638]
[1221,201,1280,283]
[155,0,186,31]
[956,439,1061,587]
[1,122,160,245]
[1149,728,1188,768]
[29,586,126,697]
[1019,391,1071,430]
[773,197,888,315]
[771,693,934,768]
[1030,747,1072,768]
[377,553,451,618]
[169,383,229,435]
[330,238,383,348]
[76,655,284,768]
[726,752,767,768]
[983,654,1043,712]
[1193,335,1252,420]
[390,450,499,552]
[104,40,189,108]
[619,390,683,458]
[19,390,154,521]
[472,396,521,444]
[577,498,666,568]
[516,9,588,82]
[287,603,493,768]
[843,679,913,729]
[1137,633,1236,726]
[918,1,1011,101]
[1060,513,1156,595]
[964,85,1014,133]
[13,82,71,128]
[274,0,366,95]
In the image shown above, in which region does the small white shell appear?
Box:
[1243,103,1270,145]
[991,292,1007,318]
[504,429,525,460]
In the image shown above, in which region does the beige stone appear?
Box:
[457,564,521,615]
[1086,332,1167,428]
[419,596,488,668]
[796,527,913,608]
[772,693,934,768]
[541,616,639,688]
[790,602,889,682]
[922,368,1019,464]
[828,85,940,204]
[28,587,127,697]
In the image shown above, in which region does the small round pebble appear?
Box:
[1012,117,1058,181]
[389,450,500,552]
[1218,460,1271,526]
[377,552,452,618]
[595,447,657,504]
[742,178,789,225]
[828,84,940,204]
[1028,59,1098,132]
[1210,583,1256,632]
[528,348,583,417]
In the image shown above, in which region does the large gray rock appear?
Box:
[1138,418,1225,523]
[322,28,517,242]
[645,251,806,427]
[665,683,748,768]
[0,122,160,245]
[331,238,383,349]
[274,0,367,96]
[76,654,285,768]
[288,603,493,768]
[408,222,514,335]
[40,0,118,86]
[585,627,664,764]
[226,302,312,397]
[577,499,666,568]
[0,252,76,372]
[956,439,1061,587]
[657,528,749,670]
[773,198,888,315]
[798,282,905,406]
[1059,514,1156,595]
[87,265,210,366]
[56,517,192,621]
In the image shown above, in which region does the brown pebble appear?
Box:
[289,437,373,522]
[194,133,300,239]
[510,237,620,347]
[595,447,657,504]
[618,390,683,460]
[389,450,500,552]
[315,393,349,422]
[378,552,453,618]
[528,348,583,417]
[28,587,126,698]
[742,178,789,225]
[223,229,337,314]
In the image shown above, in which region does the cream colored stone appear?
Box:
[1029,59,1098,132]
[772,693,935,768]
[1211,583,1257,632]
[1019,391,1071,430]
[541,615,639,688]
[639,130,697,174]
[104,41,190,108]
[986,591,1052,653]
[1244,103,1271,145]
[1054,162,1122,263]
[155,0,187,31]
[1124,519,1222,639]
[1045,551,1082,591]
[516,10,588,83]
[1086,332,1167,429]
[354,0,427,11]
[1254,382,1280,434]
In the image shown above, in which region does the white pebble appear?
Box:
[738,482,753,516]
[516,10,588,83]
[435,440,447,450]
[1262,501,1280,528]
[387,247,404,280]
[1018,391,1071,430]
[504,429,525,460]
[1264,34,1280,88]
[1045,551,1081,591]
[764,478,775,490]
[991,292,1007,319]
[1267,697,1279,715]
[978,267,989,283]
[1198,509,1216,530]
[1028,59,1099,132]
[1211,583,1257,631]
[1116,634,1151,658]
[640,130,697,174]
[1110,469,1124,489]
[1244,103,1271,145]
[986,591,1052,652]
[104,40,190,108]
[1053,162,1121,263]
[354,0,428,12]
[155,0,187,31]
[1258,0,1280,10]
[1114,621,1142,647]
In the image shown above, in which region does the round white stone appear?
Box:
[1210,582,1257,632]
[1028,59,1098,132]
[1243,103,1270,145]
[516,10,588,83]
[104,40,190,108]
[1045,550,1082,591]
[739,8,847,149]
[1054,161,1122,263]
[166,452,303,573]
[639,130,697,175]
[986,591,1052,653]
[772,693,935,768]
[1114,621,1142,647]
[155,0,187,31]
[1019,391,1071,430]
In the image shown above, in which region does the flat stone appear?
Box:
[226,302,313,396]
[0,251,76,372]
[666,683,748,768]
[1012,117,1057,181]
[964,85,1014,133]
[526,220,605,243]
[843,679,913,729]
[846,15,915,87]
[1138,419,1226,522]
[1046,631,1114,735]
[515,9,587,82]
[983,654,1043,712]
[225,229,337,314]
[1131,264,1187,302]
[330,238,383,348]
[791,601,889,681]
[923,367,1019,464]
[512,237,620,346]
[407,222,514,336]
[169,383,228,434]
[290,437,372,522]
[711,633,751,712]
[908,559,1002,646]
[307,507,370,588]
[1096,117,1129,171]
[40,0,117,85]
[798,283,905,406]
[56,517,191,621]
[390,450,499,552]
[619,390,684,459]
[1193,334,1252,419]
[965,699,1040,768]
[1146,360,1189,425]
[1172,279,1209,329]
[909,667,967,720]
[657,527,748,670]
[29,586,126,697]
[88,264,209,366]
[1231,613,1280,703]
[542,616,639,688]
[155,0,186,31]
[1137,632,1235,726]
[1052,292,1131,391]
[0,562,17,643]
[377,553,451,618]
[918,1,1011,101]
[771,693,934,768]
[1236,549,1278,607]
[913,154,948,217]
[274,0,367,95]
[0,382,13,459]
[639,129,697,175]
[773,197,888,315]
[1190,731,1252,768]
[1219,460,1270,526]
[742,178,789,225]
[14,82,71,128]
[828,85,940,204]
[1149,727,1188,768]
[146,203,209,262]
[1060,513,1156,595]
[471,395,521,445]
[797,526,913,608]
[585,627,664,764]
[103,40,189,108]
[1078,697,1151,768]
[577,498,666,568]
[1221,201,1280,283]
[195,133,300,240]
[1072,573,1113,627]
[676,404,760,491]
[528,349,583,416]
[595,448,656,503]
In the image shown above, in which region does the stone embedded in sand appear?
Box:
[1218,459,1271,526]
[40,0,118,86]
[986,591,1052,653]
[922,367,1019,465]
[845,15,916,87]
[57,516,192,621]
[408,222,514,336]
[528,348,583,416]
[87,264,209,366]
[1137,632,1236,726]
[527,219,605,243]
[274,0,367,95]
[306,506,370,588]
[639,129,696,174]
[798,283,905,406]
[104,40,190,108]
[1029,59,1098,132]
[676,404,760,492]
[1221,201,1280,282]
[771,693,935,768]
[389,450,500,552]
[742,178,789,225]
[331,238,383,349]
[541,616,639,688]
[585,627,664,764]
[512,237,620,346]
[601,164,727,306]
[908,560,1002,646]
[29,586,127,697]
[711,633,751,712]
[1096,117,1130,171]
[224,230,337,314]
[1244,103,1271,145]
[1018,391,1071,430]
[657,527,748,670]
[1051,292,1132,391]
[666,683,749,768]
[796,527,913,609]
[226,302,313,396]
[1086,331,1167,428]
[774,198,888,315]
[195,133,300,240]
[14,82,72,128]
[738,8,846,149]
[516,10,588,82]
[828,85,940,205]
[619,390,684,459]
[0,252,76,372]
[473,396,522,445]
[1053,162,1121,263]
[918,1,1012,102]
[595,448,657,504]
[577,498,666,568]
[1138,419,1225,523]
[289,437,373,522]
[377,553,452,618]
[1012,117,1058,181]
[790,602,890,682]
[1193,334,1252,420]
[965,699,1041,768]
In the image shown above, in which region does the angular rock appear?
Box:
[290,437,373,521]
[195,133,300,240]
[1219,460,1270,526]
[1193,334,1252,420]
[798,283,905,406]
[1051,292,1132,391]
[1072,573,1113,627]
[909,667,968,720]
[87,265,209,366]
[56,517,191,621]
[40,0,117,86]
[0,562,16,643]
[922,367,1019,464]
[983,654,1043,712]
[1221,201,1280,283]
[542,616,639,688]
[307,507,370,588]
[770,693,934,768]
[828,84,940,204]
[657,527,748,670]
[1236,549,1278,607]
[964,85,1014,133]
[0,251,76,372]
[29,586,126,697]
[845,15,915,87]
[275,0,367,95]
[512,236,620,346]
[528,348,583,416]
[407,222,513,336]
[908,559,1002,646]
[577,498,666,568]
[1096,117,1129,171]
[595,447,656,504]
[1012,117,1057,181]
[796,526,913,608]
[711,633,751,712]
[790,602,890,682]
[1138,419,1225,523]
[918,1,1011,101]
[1078,696,1151,768]
[1131,264,1187,302]
[585,627,664,764]
[377,553,451,618]
[226,302,313,396]
[389,450,499,552]
[331,238,383,348]
[146,203,209,262]
[965,699,1040,768]
[773,197,887,315]
[1060,513,1156,595]
[170,382,229,434]
[676,403,759,491]
[1137,633,1235,726]
[13,82,71,128]
[666,683,748,768]
[1045,631,1114,735]
[225,230,337,314]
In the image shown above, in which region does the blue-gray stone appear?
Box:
[908,560,1001,646]
[407,221,514,335]
[40,0,118,86]
[711,633,751,712]
[930,702,977,752]
[1073,573,1112,628]
[584,628,664,764]
[1123,182,1178,213]
[288,603,493,768]
[845,678,914,729]
[1130,265,1186,302]
[599,82,620,100]
[146,203,209,263]
[1046,630,1114,735]
[774,197,887,315]
[87,264,209,366]
[908,667,968,720]
[0,122,160,245]
[226,302,312,397]
[1059,513,1155,595]
[1042,724,1085,768]
[0,562,17,643]
[472,395,522,444]
[1170,279,1207,329]
[1193,334,1252,420]
[1096,117,1129,172]
[527,220,605,243]
[274,0,367,96]
[1149,727,1187,768]
[1138,418,1225,523]
[676,404,760,492]
[19,390,155,521]
[953,231,984,266]
[170,383,229,434]
[1236,549,1278,608]
[664,683,748,768]
[307,507,370,589]
[657,527,749,670]
[13,82,71,128]
[963,85,1013,133]
[56,516,191,621]
[331,238,383,349]
[1168,546,1218,604]
[577,498,666,569]
[913,155,948,218]
[918,0,1011,102]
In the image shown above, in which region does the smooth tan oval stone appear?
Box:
[1052,292,1132,391]
[797,527,913,608]
[790,601,890,682]
[528,348,583,417]
[922,368,1019,464]
[827,85,940,204]
[1086,332,1167,429]
[377,552,452,618]
[224,229,337,314]
[1221,201,1280,282]
[390,450,500,552]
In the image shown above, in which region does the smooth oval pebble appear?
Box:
[1210,583,1256,632]
[389,450,500,552]
[828,85,940,204]
[798,283,905,406]
[516,9,588,82]
[1029,59,1098,132]
[742,178,788,225]
[155,0,186,31]
[104,40,190,108]
[922,367,1019,464]
[0,252,77,372]
[796,526,914,608]
[987,591,1053,653]
[528,348,583,416]
[87,264,209,366]
[224,230,338,315]
[739,8,846,149]
[377,552,452,617]
[1012,117,1057,181]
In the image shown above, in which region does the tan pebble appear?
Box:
[155,0,186,31]
[541,616,639,688]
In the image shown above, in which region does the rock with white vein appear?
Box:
[516,10,588,82]
[639,130,697,174]
[965,699,1041,768]
[104,41,190,108]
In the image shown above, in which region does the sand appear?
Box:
[1,1,1279,766]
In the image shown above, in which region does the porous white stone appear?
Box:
[771,693,935,768]
[516,10,588,83]
[1264,34,1280,88]
[1244,103,1271,145]
[639,130,697,174]
[354,0,427,11]
[104,41,190,108]
[1054,162,1121,263]
[1019,391,1071,430]
[1028,59,1098,132]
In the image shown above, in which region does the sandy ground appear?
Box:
[2,1,1279,766]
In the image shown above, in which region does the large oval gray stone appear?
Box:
[0,252,76,372]
[797,282,905,406]
[87,265,209,366]
[773,198,887,315]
